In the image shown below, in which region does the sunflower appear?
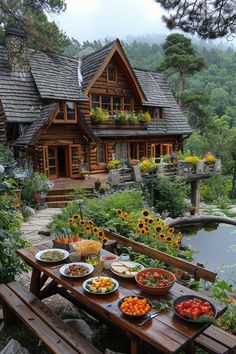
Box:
[68,218,73,223]
[148,218,153,224]
[165,236,172,242]
[98,231,104,237]
[93,227,98,232]
[168,227,174,233]
[156,226,162,232]
[80,220,85,225]
[145,227,149,231]
[73,214,79,220]
[152,235,158,240]
[138,222,144,229]
[85,227,91,235]
[88,220,94,225]
[101,236,108,243]
[140,228,147,235]
[159,233,165,239]
[142,210,149,217]
[117,209,122,215]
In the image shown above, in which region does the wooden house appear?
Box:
[0,28,192,179]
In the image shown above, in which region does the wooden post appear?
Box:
[191,179,200,214]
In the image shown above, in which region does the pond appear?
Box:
[180,223,236,284]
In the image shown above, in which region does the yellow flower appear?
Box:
[156,226,162,232]
[88,220,94,225]
[168,227,174,233]
[93,227,98,232]
[68,218,73,223]
[73,214,79,220]
[98,231,104,238]
[140,228,147,235]
[148,218,153,224]
[117,209,122,215]
[80,220,85,225]
[142,210,149,217]
[138,221,144,229]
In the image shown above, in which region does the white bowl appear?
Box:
[100,255,119,269]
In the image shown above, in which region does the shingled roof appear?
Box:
[14,103,58,146]
[81,40,115,92]
[134,69,192,135]
[29,51,84,101]
[0,46,42,123]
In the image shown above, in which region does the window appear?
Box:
[138,142,146,159]
[151,143,173,158]
[97,143,106,163]
[129,142,146,160]
[54,101,77,123]
[116,143,128,160]
[90,95,134,116]
[107,67,117,82]
[124,96,131,111]
[66,102,76,120]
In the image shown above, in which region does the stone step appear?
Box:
[46,200,72,208]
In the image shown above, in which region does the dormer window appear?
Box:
[54,101,77,123]
[107,67,117,82]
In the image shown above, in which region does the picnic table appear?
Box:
[17,242,227,354]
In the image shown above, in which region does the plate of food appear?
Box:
[111,261,145,278]
[83,276,119,294]
[59,262,94,278]
[173,295,216,322]
[118,296,152,318]
[35,249,69,263]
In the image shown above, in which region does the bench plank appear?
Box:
[204,325,236,352]
[8,282,101,354]
[0,284,79,354]
[195,334,229,354]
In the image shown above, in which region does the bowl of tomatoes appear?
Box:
[173,295,216,322]
[118,296,152,318]
[135,268,176,295]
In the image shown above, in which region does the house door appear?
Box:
[69,144,81,178]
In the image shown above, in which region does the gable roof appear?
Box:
[13,103,58,146]
[0,46,42,123]
[81,39,146,102]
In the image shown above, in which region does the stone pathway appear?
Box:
[20,208,61,245]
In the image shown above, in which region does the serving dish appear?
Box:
[111,261,145,278]
[59,262,94,278]
[173,295,216,322]
[83,276,119,295]
[118,295,152,318]
[135,268,176,295]
[35,248,69,263]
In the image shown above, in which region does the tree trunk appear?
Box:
[178,70,185,109]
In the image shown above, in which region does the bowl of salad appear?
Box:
[135,268,176,295]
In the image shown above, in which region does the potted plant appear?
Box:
[89,107,109,124]
[138,111,152,124]
[127,112,138,124]
[175,270,192,286]
[114,111,128,123]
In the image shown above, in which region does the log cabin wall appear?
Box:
[0,101,7,144]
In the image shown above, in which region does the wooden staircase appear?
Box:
[46,188,95,208]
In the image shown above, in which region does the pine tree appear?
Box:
[158,34,207,108]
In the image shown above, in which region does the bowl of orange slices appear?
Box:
[118,296,152,318]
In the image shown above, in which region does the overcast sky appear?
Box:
[50,0,171,42]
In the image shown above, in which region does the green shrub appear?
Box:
[143,176,188,217]
[21,173,52,206]
[107,160,122,170]
[200,176,232,203]
[0,228,30,283]
[0,144,14,165]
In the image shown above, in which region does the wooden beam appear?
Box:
[104,229,217,283]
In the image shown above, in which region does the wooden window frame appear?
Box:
[90,95,134,117]
[97,143,106,165]
[54,102,77,124]
[106,66,117,83]
[151,143,173,158]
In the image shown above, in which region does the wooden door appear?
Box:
[69,144,81,178]
[47,146,58,179]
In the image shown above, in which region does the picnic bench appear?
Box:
[0,281,102,354]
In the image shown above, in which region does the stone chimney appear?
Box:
[5,28,29,72]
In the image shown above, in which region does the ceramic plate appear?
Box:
[83,276,119,295]
[59,262,94,278]
[35,248,69,263]
[111,261,145,278]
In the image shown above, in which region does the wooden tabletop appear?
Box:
[17,243,227,354]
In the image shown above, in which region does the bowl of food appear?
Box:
[35,249,69,263]
[83,276,119,294]
[173,295,216,322]
[100,255,119,269]
[118,296,152,318]
[59,262,94,278]
[135,268,176,295]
